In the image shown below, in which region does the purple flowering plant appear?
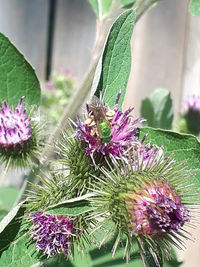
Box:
[0,2,200,267]
[178,95,200,136]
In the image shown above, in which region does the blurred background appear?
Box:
[0,0,199,266]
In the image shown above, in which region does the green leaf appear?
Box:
[46,193,96,210]
[189,0,200,16]
[0,33,41,108]
[0,187,19,211]
[0,210,7,222]
[93,10,135,109]
[0,203,22,234]
[47,201,95,217]
[141,88,173,129]
[88,0,112,18]
[43,245,181,267]
[88,0,98,16]
[120,0,136,8]
[0,206,38,267]
[101,0,113,17]
[140,127,200,189]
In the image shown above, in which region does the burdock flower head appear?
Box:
[0,97,41,166]
[183,95,200,114]
[31,212,74,258]
[75,93,144,163]
[127,180,190,236]
[180,95,200,135]
[90,144,198,262]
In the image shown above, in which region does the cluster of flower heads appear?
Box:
[0,98,31,148]
[75,93,144,163]
[31,213,74,258]
[72,94,196,259]
[28,93,198,264]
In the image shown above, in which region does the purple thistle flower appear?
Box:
[90,143,198,261]
[75,93,144,162]
[183,95,200,114]
[181,95,200,135]
[126,180,190,236]
[31,212,74,258]
[0,98,31,148]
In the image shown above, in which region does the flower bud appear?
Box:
[55,132,102,197]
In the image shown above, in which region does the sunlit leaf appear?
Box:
[92,10,135,109]
[0,33,41,109]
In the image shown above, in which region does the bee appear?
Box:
[89,96,113,144]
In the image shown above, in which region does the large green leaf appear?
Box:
[189,0,200,16]
[43,239,181,267]
[0,187,19,211]
[0,206,38,267]
[0,210,7,222]
[47,201,95,217]
[140,127,200,188]
[141,88,173,129]
[0,33,41,108]
[88,0,113,18]
[93,10,135,109]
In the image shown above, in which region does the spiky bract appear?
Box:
[89,146,199,262]
[26,173,70,213]
[55,131,103,197]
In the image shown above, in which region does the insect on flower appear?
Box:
[87,96,113,144]
[75,92,144,162]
